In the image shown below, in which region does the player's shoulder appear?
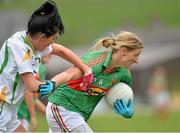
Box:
[117,67,132,79]
[7,31,26,46]
[7,31,29,49]
[83,50,109,59]
[9,31,26,41]
[117,67,132,86]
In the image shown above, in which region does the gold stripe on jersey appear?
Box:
[0,86,7,102]
[23,49,32,61]
[22,35,35,55]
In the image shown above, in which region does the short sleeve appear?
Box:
[81,52,105,76]
[8,40,34,74]
[81,53,90,64]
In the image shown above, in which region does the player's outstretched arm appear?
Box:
[21,72,55,95]
[51,66,83,87]
[51,44,94,87]
[51,44,90,73]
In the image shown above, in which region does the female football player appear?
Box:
[46,31,144,132]
[0,0,92,132]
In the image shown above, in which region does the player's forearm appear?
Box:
[51,71,69,87]
[21,72,44,92]
[25,90,36,117]
[51,44,90,73]
[52,66,83,87]
[35,99,46,114]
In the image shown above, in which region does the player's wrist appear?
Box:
[50,80,56,92]
[38,80,56,94]
[44,80,56,93]
[84,68,92,75]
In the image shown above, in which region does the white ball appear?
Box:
[105,82,134,107]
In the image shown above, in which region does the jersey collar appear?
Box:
[103,50,112,68]
[103,50,121,73]
[22,35,36,55]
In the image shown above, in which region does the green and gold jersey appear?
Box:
[49,50,132,121]
[0,31,52,107]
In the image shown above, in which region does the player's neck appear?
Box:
[109,53,123,69]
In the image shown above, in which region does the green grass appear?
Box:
[88,111,180,132]
[0,0,180,47]
[36,110,180,132]
[36,112,48,132]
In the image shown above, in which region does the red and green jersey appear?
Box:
[48,50,132,121]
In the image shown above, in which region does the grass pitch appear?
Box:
[37,110,180,132]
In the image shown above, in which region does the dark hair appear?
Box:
[27,0,64,37]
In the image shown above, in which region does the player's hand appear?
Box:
[38,80,55,95]
[80,68,94,91]
[114,98,133,118]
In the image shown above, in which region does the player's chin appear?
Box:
[128,62,135,67]
[124,64,130,69]
[39,47,47,51]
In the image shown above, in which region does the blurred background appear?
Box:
[0,0,180,132]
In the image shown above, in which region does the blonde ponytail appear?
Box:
[91,31,143,51]
[93,37,115,50]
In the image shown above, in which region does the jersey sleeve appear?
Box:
[81,52,105,75]
[8,40,34,74]
[80,52,91,64]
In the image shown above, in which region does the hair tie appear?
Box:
[112,38,116,46]
[40,12,45,15]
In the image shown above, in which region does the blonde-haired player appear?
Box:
[46,31,144,132]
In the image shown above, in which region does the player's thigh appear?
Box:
[47,124,93,133]
[71,123,93,133]
[46,102,88,132]
[14,123,26,132]
[0,107,21,132]
[46,102,71,132]
[0,108,9,131]
[8,113,22,132]
[20,119,30,132]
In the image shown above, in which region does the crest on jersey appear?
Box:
[85,85,109,96]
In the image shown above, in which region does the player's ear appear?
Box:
[121,47,128,56]
[35,33,46,42]
[37,33,47,42]
[40,33,47,39]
